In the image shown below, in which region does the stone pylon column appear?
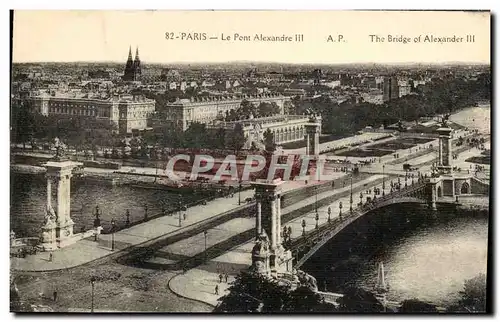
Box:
[252,179,292,274]
[43,160,83,249]
[437,127,453,174]
[276,195,282,247]
[46,177,52,209]
[255,201,262,238]
[270,195,277,250]
[305,115,321,157]
[428,179,438,211]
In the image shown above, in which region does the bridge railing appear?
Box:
[288,181,427,250]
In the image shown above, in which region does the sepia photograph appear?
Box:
[9,10,491,313]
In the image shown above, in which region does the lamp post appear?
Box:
[405,173,408,188]
[203,230,208,263]
[315,185,318,213]
[382,165,386,196]
[359,192,363,206]
[339,201,343,220]
[144,204,148,220]
[349,174,353,213]
[315,211,319,229]
[238,180,242,205]
[125,209,130,227]
[327,206,331,223]
[110,218,116,251]
[93,205,101,242]
[90,276,96,313]
[302,219,306,236]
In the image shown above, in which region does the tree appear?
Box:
[184,122,208,149]
[240,99,257,119]
[213,127,227,149]
[399,299,438,313]
[263,129,276,152]
[11,102,37,148]
[257,102,281,117]
[449,273,487,313]
[336,287,384,312]
[229,123,246,153]
[216,271,336,313]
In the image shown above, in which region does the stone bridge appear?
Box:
[289,181,430,268]
[287,174,489,268]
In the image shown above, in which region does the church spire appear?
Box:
[127,46,133,61]
[135,46,140,61]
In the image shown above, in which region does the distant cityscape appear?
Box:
[11,46,489,141]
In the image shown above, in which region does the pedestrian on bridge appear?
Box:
[219,273,223,283]
[215,285,219,295]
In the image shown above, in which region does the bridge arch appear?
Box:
[292,196,428,269]
[460,182,471,194]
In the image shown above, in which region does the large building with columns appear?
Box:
[207,114,322,147]
[28,92,155,134]
[156,93,291,131]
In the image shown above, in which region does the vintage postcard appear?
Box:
[10,10,491,313]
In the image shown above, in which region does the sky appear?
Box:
[12,10,491,64]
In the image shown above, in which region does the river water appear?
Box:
[450,104,491,135]
[302,105,490,308]
[302,204,489,308]
[10,174,204,238]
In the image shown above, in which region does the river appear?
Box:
[10,173,205,238]
[450,104,491,135]
[302,204,488,308]
[302,105,490,308]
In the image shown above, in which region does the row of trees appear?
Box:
[11,97,281,153]
[216,272,487,313]
[294,73,491,137]
[152,122,247,152]
[224,100,282,122]
[11,103,120,151]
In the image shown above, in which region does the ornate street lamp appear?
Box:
[110,218,116,251]
[90,276,96,313]
[144,204,148,220]
[125,209,130,227]
[203,230,208,262]
[315,185,318,213]
[178,200,183,227]
[327,206,331,223]
[349,175,353,213]
[302,219,306,236]
[238,180,242,205]
[93,205,101,242]
[315,211,319,229]
[382,165,386,196]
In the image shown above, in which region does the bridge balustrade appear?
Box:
[288,181,428,253]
